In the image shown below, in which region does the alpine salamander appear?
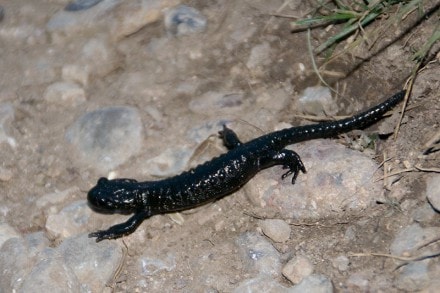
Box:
[88,90,405,241]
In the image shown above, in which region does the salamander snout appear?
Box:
[87,177,139,213]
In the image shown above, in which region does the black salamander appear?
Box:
[88,90,405,241]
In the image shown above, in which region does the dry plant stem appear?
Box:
[307,28,334,94]
[414,165,440,173]
[348,251,440,262]
[383,152,394,190]
[378,164,440,182]
[393,59,423,139]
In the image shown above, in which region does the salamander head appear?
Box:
[87,177,140,214]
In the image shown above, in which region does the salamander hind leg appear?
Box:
[89,210,151,242]
[218,125,243,150]
[272,149,307,184]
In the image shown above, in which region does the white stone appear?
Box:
[282,255,314,284]
[259,219,291,243]
[44,82,86,106]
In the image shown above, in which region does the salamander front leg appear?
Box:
[219,125,242,150]
[89,210,151,242]
[272,149,307,184]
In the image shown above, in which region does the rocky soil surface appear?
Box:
[0,0,439,292]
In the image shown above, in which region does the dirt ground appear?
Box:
[0,0,439,292]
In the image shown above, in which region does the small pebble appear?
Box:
[66,106,143,172]
[164,5,207,36]
[247,42,272,68]
[332,255,349,271]
[296,86,337,116]
[282,255,314,284]
[290,274,333,293]
[259,218,291,243]
[44,81,86,106]
[236,232,281,277]
[111,1,168,40]
[65,0,104,11]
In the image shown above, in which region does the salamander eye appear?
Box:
[97,177,109,185]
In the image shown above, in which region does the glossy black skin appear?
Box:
[88,90,405,241]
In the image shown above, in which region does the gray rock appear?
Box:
[395,260,430,292]
[296,86,337,116]
[426,174,440,212]
[0,232,50,291]
[390,223,440,255]
[47,0,120,41]
[164,5,207,36]
[290,274,333,293]
[0,233,123,292]
[244,140,382,220]
[412,202,437,223]
[0,223,19,249]
[259,219,291,243]
[45,200,92,240]
[57,234,123,292]
[66,106,143,172]
[20,257,81,293]
[282,255,314,284]
[0,237,30,290]
[236,232,281,277]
